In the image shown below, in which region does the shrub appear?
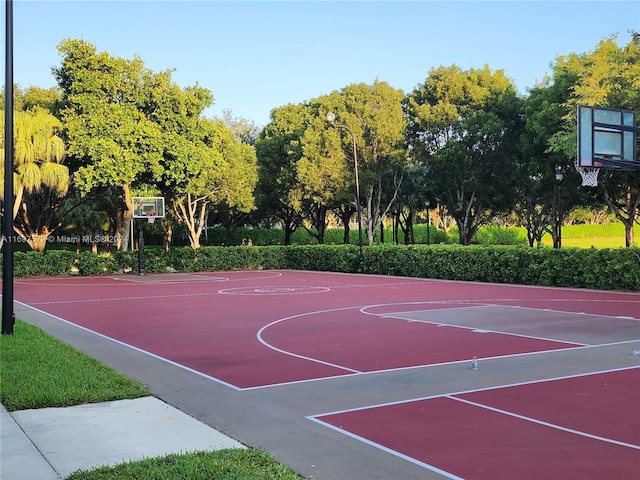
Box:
[474,226,527,246]
[3,244,639,291]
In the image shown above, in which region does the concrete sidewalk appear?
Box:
[1,396,244,480]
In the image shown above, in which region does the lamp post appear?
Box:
[2,0,15,335]
[425,199,431,246]
[326,112,363,259]
[554,166,564,249]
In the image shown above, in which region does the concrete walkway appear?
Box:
[1,397,244,480]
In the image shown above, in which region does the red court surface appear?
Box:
[10,270,640,479]
[313,368,640,480]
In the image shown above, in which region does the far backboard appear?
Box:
[577,105,637,169]
[132,197,165,219]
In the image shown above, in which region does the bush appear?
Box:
[474,226,527,246]
[4,244,639,291]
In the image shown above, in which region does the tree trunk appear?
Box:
[336,206,353,244]
[27,229,51,252]
[176,193,208,249]
[119,184,133,251]
[163,222,173,251]
[602,180,638,248]
[624,221,634,248]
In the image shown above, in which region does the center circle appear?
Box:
[219,286,330,296]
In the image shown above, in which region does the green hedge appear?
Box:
[3,245,639,291]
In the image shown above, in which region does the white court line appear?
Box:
[447,395,640,450]
[241,343,639,391]
[29,291,224,305]
[359,301,588,346]
[14,270,283,287]
[117,271,283,284]
[255,301,550,377]
[255,300,639,386]
[306,416,465,480]
[307,367,640,478]
[257,306,364,374]
[310,365,640,417]
[15,301,243,391]
[475,302,640,321]
[375,312,587,347]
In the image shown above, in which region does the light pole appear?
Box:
[425,199,431,246]
[2,0,15,335]
[326,112,363,259]
[554,166,563,249]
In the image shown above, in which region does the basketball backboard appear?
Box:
[132,197,165,219]
[577,105,637,170]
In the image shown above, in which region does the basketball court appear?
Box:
[11,270,640,479]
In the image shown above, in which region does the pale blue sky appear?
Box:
[3,0,639,126]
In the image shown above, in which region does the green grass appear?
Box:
[545,236,630,248]
[0,320,149,411]
[540,224,637,248]
[0,320,302,479]
[67,450,302,480]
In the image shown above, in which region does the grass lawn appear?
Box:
[0,319,302,479]
[541,236,630,248]
[0,321,149,411]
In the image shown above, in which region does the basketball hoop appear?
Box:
[145,212,157,224]
[574,164,600,187]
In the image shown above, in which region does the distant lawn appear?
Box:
[541,236,629,249]
[539,223,637,249]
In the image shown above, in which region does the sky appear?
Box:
[2,0,639,126]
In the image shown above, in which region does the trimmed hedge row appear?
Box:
[4,244,639,291]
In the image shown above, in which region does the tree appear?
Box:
[0,109,69,252]
[160,118,254,249]
[328,80,407,245]
[548,34,640,246]
[132,68,256,249]
[220,109,261,145]
[405,65,525,245]
[296,96,352,244]
[255,104,309,245]
[391,165,430,244]
[54,39,167,250]
[516,76,576,247]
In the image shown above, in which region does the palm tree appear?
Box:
[1,109,69,251]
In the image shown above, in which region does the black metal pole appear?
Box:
[557,181,562,248]
[554,166,563,249]
[2,0,15,335]
[425,202,431,246]
[138,220,145,276]
[350,131,363,261]
[326,112,363,264]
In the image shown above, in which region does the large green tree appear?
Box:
[167,118,257,248]
[295,94,352,244]
[53,39,255,250]
[517,72,579,248]
[326,81,407,245]
[255,104,309,244]
[548,34,640,246]
[54,39,167,250]
[405,65,525,245]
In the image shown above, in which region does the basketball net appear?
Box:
[574,163,600,187]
